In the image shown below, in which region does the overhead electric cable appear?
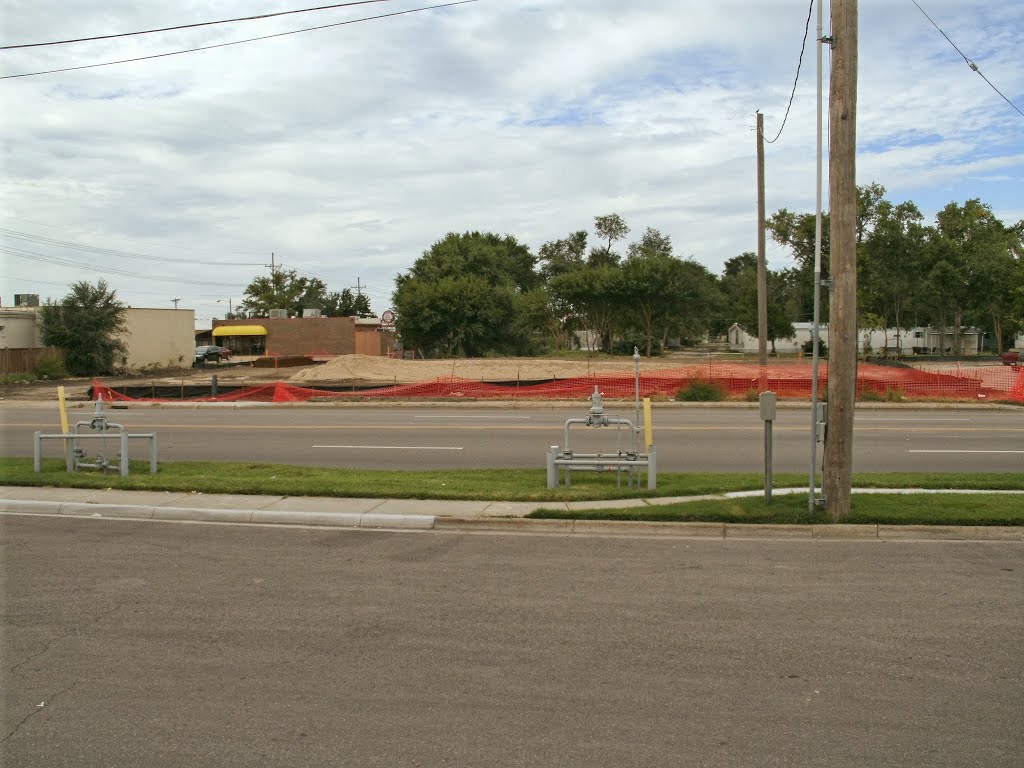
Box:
[910,0,1024,119]
[0,0,479,80]
[0,228,264,266]
[1,245,240,286]
[1,0,395,50]
[763,0,815,144]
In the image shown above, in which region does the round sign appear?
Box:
[381,309,395,323]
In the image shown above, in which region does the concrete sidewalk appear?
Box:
[2,485,1022,541]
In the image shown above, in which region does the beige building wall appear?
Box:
[122,308,195,369]
[0,309,44,348]
[0,305,194,370]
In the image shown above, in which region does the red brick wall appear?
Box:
[213,317,356,356]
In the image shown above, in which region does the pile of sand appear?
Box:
[288,354,689,384]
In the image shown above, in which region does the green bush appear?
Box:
[34,354,67,380]
[676,380,727,401]
[861,386,905,402]
[1,373,36,385]
[802,339,827,356]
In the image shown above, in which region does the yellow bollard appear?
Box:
[58,385,70,467]
[57,385,69,433]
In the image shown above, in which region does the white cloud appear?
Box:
[1,0,1021,325]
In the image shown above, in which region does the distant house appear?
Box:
[727,323,981,355]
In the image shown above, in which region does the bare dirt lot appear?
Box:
[1,354,689,401]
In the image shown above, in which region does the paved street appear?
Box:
[3,516,1022,767]
[4,403,1023,473]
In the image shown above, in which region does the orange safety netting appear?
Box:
[92,363,1024,403]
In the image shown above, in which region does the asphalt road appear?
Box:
[4,403,1023,473]
[2,516,1022,767]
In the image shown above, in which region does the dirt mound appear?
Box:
[287,354,682,385]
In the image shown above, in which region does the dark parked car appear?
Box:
[194,345,232,364]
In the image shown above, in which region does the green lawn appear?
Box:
[530,492,1024,526]
[0,460,1019,528]
[1,458,1021,513]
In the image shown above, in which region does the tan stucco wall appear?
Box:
[0,306,194,370]
[122,308,195,369]
[0,309,44,348]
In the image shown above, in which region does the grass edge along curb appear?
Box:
[529,491,1024,527]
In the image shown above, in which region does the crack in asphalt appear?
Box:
[0,680,78,745]
[7,602,124,674]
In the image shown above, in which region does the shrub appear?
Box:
[861,386,905,402]
[34,354,67,380]
[802,339,827,356]
[884,387,904,402]
[676,380,726,402]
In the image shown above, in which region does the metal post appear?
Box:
[120,432,129,477]
[647,446,657,490]
[760,391,777,503]
[633,347,641,454]
[150,435,159,474]
[546,446,558,489]
[809,0,827,513]
[33,431,41,473]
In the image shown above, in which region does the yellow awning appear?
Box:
[213,325,267,337]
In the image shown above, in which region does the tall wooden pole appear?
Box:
[824,0,858,520]
[756,111,768,373]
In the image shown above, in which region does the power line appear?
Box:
[1,0,479,81]
[1,0,395,50]
[910,0,1024,119]
[0,228,264,266]
[1,244,241,287]
[763,0,815,144]
[2,275,234,299]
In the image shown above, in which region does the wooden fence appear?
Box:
[0,347,65,376]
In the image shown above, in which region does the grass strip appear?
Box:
[1,458,1022,503]
[530,493,1024,526]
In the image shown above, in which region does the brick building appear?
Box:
[212,316,392,357]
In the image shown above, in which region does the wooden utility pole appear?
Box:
[756,111,768,372]
[824,0,858,520]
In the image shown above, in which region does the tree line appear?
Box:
[31,182,1023,376]
[392,184,1023,358]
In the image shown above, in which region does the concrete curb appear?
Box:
[0,499,435,530]
[432,516,1023,541]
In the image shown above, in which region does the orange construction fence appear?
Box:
[92,363,1024,403]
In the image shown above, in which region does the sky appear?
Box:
[1,0,1022,329]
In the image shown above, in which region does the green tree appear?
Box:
[537,230,588,281]
[322,289,373,317]
[590,213,630,267]
[238,268,328,318]
[617,229,717,356]
[39,280,128,375]
[719,253,795,353]
[548,265,622,353]
[392,232,539,357]
[924,199,1016,354]
[858,200,928,354]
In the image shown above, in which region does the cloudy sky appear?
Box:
[1,0,1021,327]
